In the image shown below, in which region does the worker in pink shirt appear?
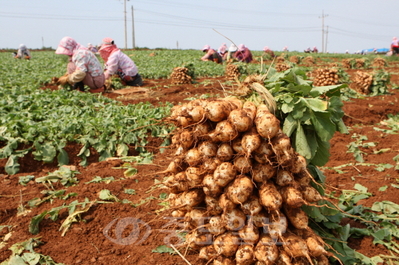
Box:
[201,45,222,63]
[218,43,228,61]
[391,37,399,55]
[99,37,143,86]
[235,44,253,63]
[55,36,105,93]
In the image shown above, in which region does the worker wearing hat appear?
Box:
[99,37,143,87]
[201,45,222,64]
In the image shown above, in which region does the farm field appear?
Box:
[1,50,399,265]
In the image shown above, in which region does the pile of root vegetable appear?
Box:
[163,97,338,265]
[225,64,241,79]
[312,68,339,86]
[351,71,373,94]
[170,67,193,84]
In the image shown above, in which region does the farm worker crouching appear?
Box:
[13,44,31,59]
[235,44,253,63]
[87,43,98,53]
[201,45,223,64]
[217,43,228,61]
[391,37,399,55]
[226,44,238,61]
[263,46,275,58]
[99,37,143,87]
[55,36,105,93]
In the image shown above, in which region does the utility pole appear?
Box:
[131,6,135,49]
[325,26,329,53]
[124,0,128,49]
[319,10,328,53]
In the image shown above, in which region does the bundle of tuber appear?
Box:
[163,98,337,265]
[352,71,373,94]
[341,59,353,69]
[355,59,365,69]
[372,58,387,68]
[302,56,315,66]
[312,68,339,87]
[276,56,286,63]
[289,56,300,64]
[170,67,193,84]
[275,63,291,72]
[225,64,241,79]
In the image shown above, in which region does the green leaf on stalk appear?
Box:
[18,175,34,186]
[310,112,335,142]
[294,123,312,159]
[305,98,328,111]
[98,189,120,202]
[57,148,69,166]
[5,155,20,175]
[124,189,136,195]
[282,114,297,137]
[116,143,129,157]
[124,167,138,177]
[371,201,399,214]
[29,211,48,234]
[310,137,330,167]
[152,245,176,254]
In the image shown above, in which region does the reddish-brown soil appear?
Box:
[1,60,399,265]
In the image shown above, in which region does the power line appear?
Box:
[0,11,319,33]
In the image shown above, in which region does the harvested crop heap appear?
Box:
[289,56,300,64]
[355,59,365,69]
[275,63,291,72]
[303,56,315,66]
[276,56,286,63]
[312,68,339,87]
[164,97,334,265]
[225,64,241,79]
[170,67,193,84]
[352,71,373,94]
[372,58,387,68]
[341,59,353,69]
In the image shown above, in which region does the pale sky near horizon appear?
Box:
[1,0,397,53]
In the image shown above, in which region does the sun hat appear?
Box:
[218,43,227,53]
[102,37,114,45]
[55,36,78,56]
[228,44,237,52]
[263,46,269,51]
[202,44,210,51]
[237,44,246,52]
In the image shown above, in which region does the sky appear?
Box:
[1,0,397,54]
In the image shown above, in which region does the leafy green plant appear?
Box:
[152,245,176,254]
[1,238,65,265]
[85,176,116,184]
[35,166,80,188]
[374,113,399,134]
[98,189,121,202]
[27,189,78,208]
[112,153,154,177]
[369,70,391,95]
[18,175,35,186]
[29,198,94,235]
[262,67,349,167]
[326,185,399,263]
[347,134,375,162]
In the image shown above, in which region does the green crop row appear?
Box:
[0,52,176,175]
